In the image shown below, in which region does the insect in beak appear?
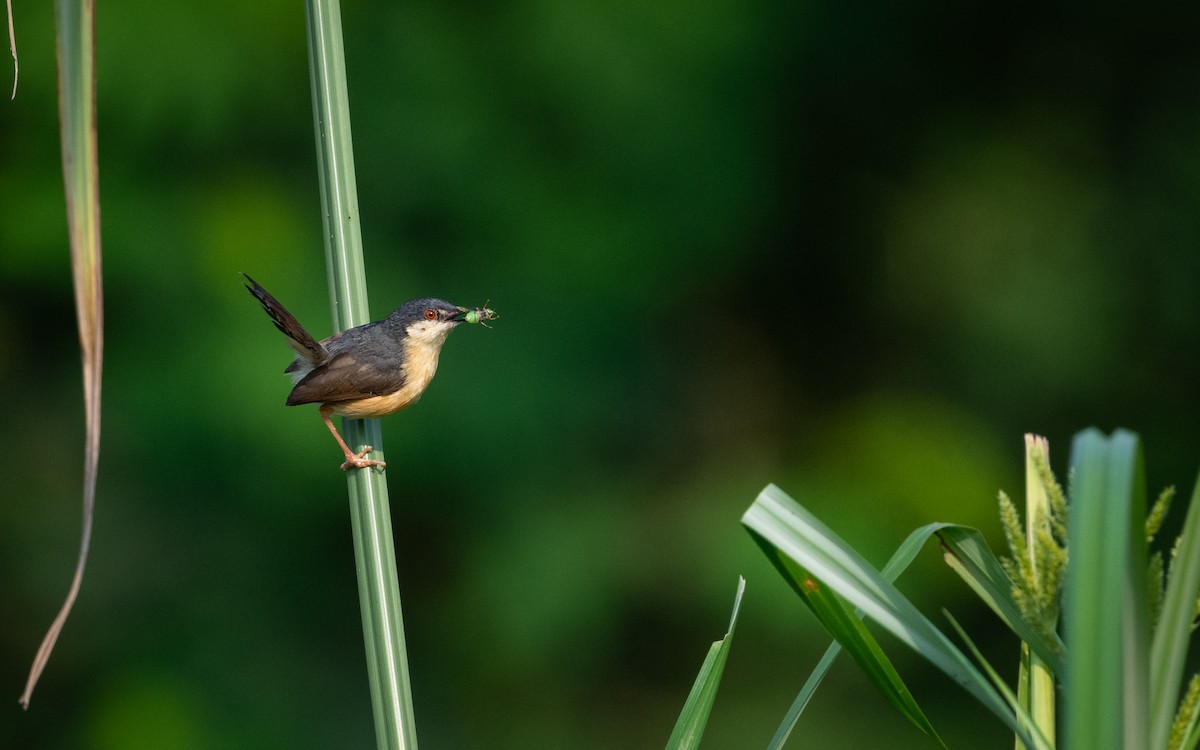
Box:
[456,302,498,328]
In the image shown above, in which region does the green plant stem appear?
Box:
[1023,435,1055,747]
[304,1,417,747]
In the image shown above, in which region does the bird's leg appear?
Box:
[320,405,386,470]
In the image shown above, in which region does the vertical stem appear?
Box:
[303,2,417,748]
[1023,435,1055,747]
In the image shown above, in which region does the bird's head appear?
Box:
[389,298,470,347]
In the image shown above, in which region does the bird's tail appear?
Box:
[242,273,328,365]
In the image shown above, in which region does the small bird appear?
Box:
[243,274,487,470]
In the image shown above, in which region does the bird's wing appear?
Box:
[285,349,406,405]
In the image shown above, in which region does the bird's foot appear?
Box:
[340,446,386,471]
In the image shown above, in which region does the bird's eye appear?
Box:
[424,308,437,320]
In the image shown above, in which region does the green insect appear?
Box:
[458,303,499,328]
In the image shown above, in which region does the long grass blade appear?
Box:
[5,0,15,97]
[1064,429,1149,750]
[20,0,103,709]
[767,641,841,750]
[304,0,416,747]
[665,577,746,750]
[744,485,1036,746]
[1151,472,1200,749]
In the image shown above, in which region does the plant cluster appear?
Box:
[720,430,1200,750]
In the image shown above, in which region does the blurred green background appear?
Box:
[4,1,1200,747]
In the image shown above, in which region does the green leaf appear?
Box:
[1064,428,1149,750]
[744,484,1036,746]
[936,525,1065,673]
[1151,471,1200,749]
[665,577,746,750]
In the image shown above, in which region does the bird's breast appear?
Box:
[400,335,444,395]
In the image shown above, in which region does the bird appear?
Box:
[243,274,486,470]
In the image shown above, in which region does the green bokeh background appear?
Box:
[4,2,1200,747]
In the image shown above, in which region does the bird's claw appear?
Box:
[340,446,386,471]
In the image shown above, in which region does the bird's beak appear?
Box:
[450,307,471,322]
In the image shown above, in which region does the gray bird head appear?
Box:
[389,298,469,346]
